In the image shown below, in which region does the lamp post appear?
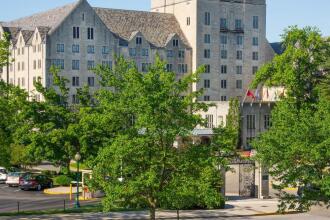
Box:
[74,152,81,208]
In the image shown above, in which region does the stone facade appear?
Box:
[0,0,191,102]
[152,0,275,101]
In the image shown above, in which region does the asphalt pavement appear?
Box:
[0,184,97,213]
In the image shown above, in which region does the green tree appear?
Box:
[13,66,97,170]
[90,57,225,219]
[251,26,330,211]
[0,81,28,167]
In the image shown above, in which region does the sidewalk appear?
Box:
[1,199,295,220]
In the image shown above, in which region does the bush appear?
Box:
[53,175,73,186]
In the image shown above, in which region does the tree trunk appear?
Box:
[149,206,156,220]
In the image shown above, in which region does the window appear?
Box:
[18,62,20,71]
[87,27,94,40]
[38,60,41,69]
[17,77,20,86]
[235,19,242,30]
[253,16,259,29]
[33,60,37,70]
[204,12,210,25]
[237,36,243,45]
[72,94,79,104]
[38,44,41,52]
[72,44,80,53]
[52,59,64,69]
[236,80,242,89]
[221,65,227,74]
[72,76,79,87]
[102,46,110,54]
[22,48,24,55]
[204,79,210,88]
[22,62,24,71]
[252,52,259,60]
[264,115,271,129]
[221,96,227,101]
[205,114,214,128]
[236,50,243,60]
[129,48,136,57]
[88,77,95,87]
[21,77,25,87]
[102,61,112,69]
[142,63,151,72]
[236,65,242,74]
[252,66,258,74]
[252,37,259,46]
[204,34,211,44]
[142,49,149,57]
[204,49,211,58]
[82,13,85,21]
[178,64,188,73]
[73,27,80,39]
[220,18,227,29]
[220,35,227,44]
[33,45,36,53]
[221,79,227,89]
[204,64,210,73]
[87,60,95,70]
[247,114,256,129]
[178,50,185,58]
[167,50,173,58]
[87,45,95,54]
[172,39,179,47]
[187,17,191,26]
[166,63,173,72]
[57,44,64,53]
[72,60,80,70]
[204,96,210,101]
[221,50,227,59]
[136,37,142,45]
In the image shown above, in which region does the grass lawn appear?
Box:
[0,204,103,217]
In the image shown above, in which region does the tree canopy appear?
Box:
[90,57,227,219]
[252,26,330,211]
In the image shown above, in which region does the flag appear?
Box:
[247,90,255,100]
[255,88,260,101]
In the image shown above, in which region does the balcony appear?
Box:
[220,27,244,34]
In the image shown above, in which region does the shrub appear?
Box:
[53,175,73,186]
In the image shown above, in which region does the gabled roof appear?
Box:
[94,8,190,48]
[270,42,284,55]
[21,30,34,45]
[2,1,81,32]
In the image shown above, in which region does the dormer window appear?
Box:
[172,39,179,47]
[136,37,142,45]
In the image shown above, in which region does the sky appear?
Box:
[0,0,329,42]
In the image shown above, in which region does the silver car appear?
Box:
[0,167,7,183]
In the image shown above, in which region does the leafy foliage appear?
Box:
[90,57,226,219]
[252,26,330,211]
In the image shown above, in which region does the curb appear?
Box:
[110,211,302,219]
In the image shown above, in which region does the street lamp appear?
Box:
[74,152,81,208]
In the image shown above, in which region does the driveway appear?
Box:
[0,184,97,213]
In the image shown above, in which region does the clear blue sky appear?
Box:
[0,0,329,42]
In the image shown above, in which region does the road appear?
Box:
[0,184,97,213]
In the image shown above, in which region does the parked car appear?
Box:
[6,172,28,187]
[0,167,7,183]
[19,174,53,191]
